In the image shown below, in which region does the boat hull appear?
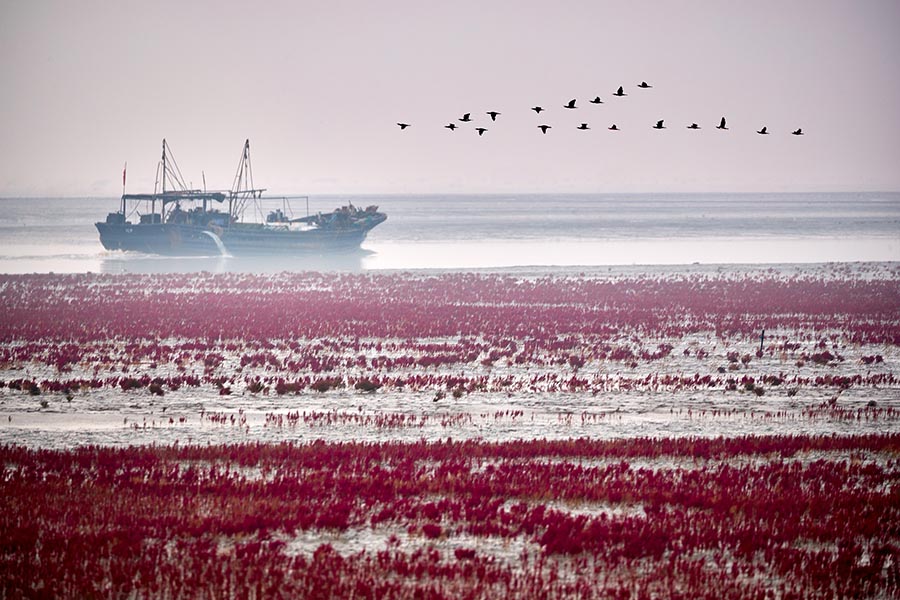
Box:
[96,220,382,256]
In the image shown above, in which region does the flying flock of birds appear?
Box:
[396,81,804,137]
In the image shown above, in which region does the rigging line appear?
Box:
[230,140,249,193]
[164,140,189,190]
[153,161,162,195]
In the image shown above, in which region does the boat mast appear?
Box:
[120,162,126,215]
[155,139,167,217]
[229,139,266,222]
[156,139,193,221]
[161,139,167,194]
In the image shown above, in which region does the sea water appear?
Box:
[1,192,899,449]
[0,192,898,273]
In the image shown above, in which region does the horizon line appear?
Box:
[2,189,900,200]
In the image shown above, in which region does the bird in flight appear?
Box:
[613,86,627,97]
[459,113,472,122]
[590,96,603,104]
[716,117,728,130]
[638,81,652,88]
[475,127,487,136]
[687,123,700,129]
[538,125,552,134]
[653,120,666,129]
[792,128,804,135]
[444,123,457,131]
[397,123,411,130]
[564,99,577,109]
[577,123,590,130]
[486,111,501,121]
[532,106,544,114]
[757,126,769,135]
[608,124,619,131]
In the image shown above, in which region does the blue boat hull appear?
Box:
[96,220,383,256]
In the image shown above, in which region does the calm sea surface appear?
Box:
[0,193,897,273]
[2,193,899,449]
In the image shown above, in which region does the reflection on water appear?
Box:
[94,237,900,274]
[99,251,367,274]
[362,237,900,270]
[0,236,896,275]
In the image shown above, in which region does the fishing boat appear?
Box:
[96,140,386,255]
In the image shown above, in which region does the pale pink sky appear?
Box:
[1,0,899,196]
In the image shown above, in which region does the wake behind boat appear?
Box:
[96,140,386,256]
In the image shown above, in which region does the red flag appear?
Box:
[123,162,127,187]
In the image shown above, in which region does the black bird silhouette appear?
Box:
[638,81,652,88]
[475,127,487,136]
[444,123,457,131]
[538,125,551,134]
[608,124,619,131]
[532,106,544,114]
[590,96,603,104]
[397,123,411,130]
[577,123,590,130]
[757,126,769,135]
[486,111,500,121]
[459,113,472,122]
[613,86,627,97]
[564,99,577,109]
[687,123,700,129]
[716,117,728,130]
[792,128,804,135]
[653,120,666,129]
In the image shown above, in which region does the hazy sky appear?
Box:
[1,0,899,196]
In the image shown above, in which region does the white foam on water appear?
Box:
[202,230,232,257]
